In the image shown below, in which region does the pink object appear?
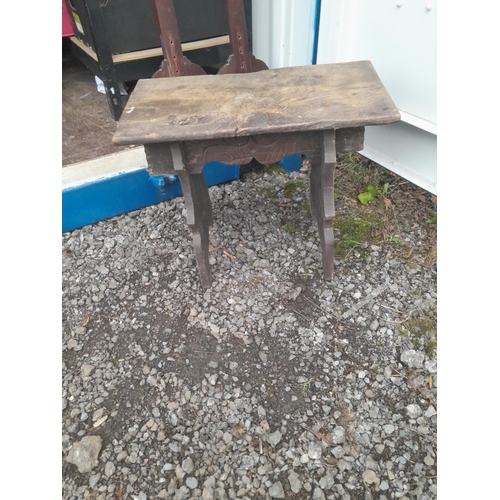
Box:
[62,1,74,37]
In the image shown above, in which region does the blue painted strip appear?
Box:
[62,162,239,233]
[278,154,303,173]
[312,0,322,65]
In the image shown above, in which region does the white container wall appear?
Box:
[252,0,318,68]
[317,0,437,194]
[252,0,437,195]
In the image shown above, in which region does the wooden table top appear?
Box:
[113,60,400,145]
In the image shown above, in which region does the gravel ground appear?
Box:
[62,157,437,500]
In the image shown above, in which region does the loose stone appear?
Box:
[288,471,302,493]
[268,481,285,498]
[362,469,380,488]
[401,350,425,368]
[66,436,102,473]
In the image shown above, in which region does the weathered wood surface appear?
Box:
[113,61,400,145]
[170,142,213,287]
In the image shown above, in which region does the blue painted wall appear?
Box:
[62,155,303,233]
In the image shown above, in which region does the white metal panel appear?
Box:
[316,0,437,194]
[363,122,437,195]
[252,0,317,68]
[317,0,436,124]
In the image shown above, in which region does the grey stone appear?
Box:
[175,464,186,480]
[331,426,346,444]
[241,454,257,469]
[204,476,216,489]
[362,469,380,488]
[67,339,79,349]
[401,350,425,369]
[186,477,198,489]
[89,473,100,488]
[288,471,302,493]
[66,436,102,473]
[268,481,285,498]
[104,461,115,477]
[319,473,335,490]
[425,405,437,418]
[409,374,426,389]
[182,457,194,474]
[169,442,181,453]
[92,408,104,422]
[313,487,326,500]
[331,445,345,458]
[406,404,423,418]
[81,364,95,377]
[266,430,282,448]
[384,424,395,435]
[425,359,437,373]
[308,442,322,459]
[202,487,214,500]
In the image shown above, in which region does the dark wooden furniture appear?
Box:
[113,61,400,287]
[64,0,253,120]
[152,0,267,79]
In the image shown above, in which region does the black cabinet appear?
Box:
[64,0,253,120]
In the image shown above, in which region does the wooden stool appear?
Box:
[113,61,400,287]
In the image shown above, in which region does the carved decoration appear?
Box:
[152,0,206,78]
[217,0,268,74]
[182,132,323,171]
[310,130,336,280]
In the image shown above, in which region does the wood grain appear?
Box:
[113,61,400,145]
[310,130,336,280]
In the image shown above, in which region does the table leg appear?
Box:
[310,130,336,280]
[171,143,214,287]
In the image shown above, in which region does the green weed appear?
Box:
[285,223,301,234]
[427,212,437,224]
[398,309,437,356]
[334,211,382,259]
[301,379,312,397]
[358,182,389,205]
[267,163,285,175]
[284,180,306,198]
[388,235,401,244]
